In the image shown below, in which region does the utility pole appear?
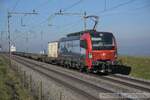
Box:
[0,31,4,51]
[7,12,11,68]
[1,31,3,41]
[55,10,99,31]
[26,31,29,53]
[40,31,43,54]
[7,11,38,68]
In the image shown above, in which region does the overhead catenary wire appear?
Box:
[28,13,56,30]
[98,1,150,17]
[28,0,84,30]
[53,19,82,29]
[132,3,150,10]
[98,0,136,14]
[18,0,52,29]
[56,19,82,32]
[33,0,53,10]
[62,0,84,12]
[53,19,82,37]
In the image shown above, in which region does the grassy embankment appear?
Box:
[119,56,150,80]
[0,56,34,100]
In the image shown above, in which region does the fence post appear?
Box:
[16,64,18,72]
[48,89,51,100]
[60,91,62,100]
[18,66,21,74]
[28,75,32,100]
[29,74,32,92]
[41,81,43,100]
[23,71,26,87]
[38,81,43,100]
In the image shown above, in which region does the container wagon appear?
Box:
[45,41,59,64]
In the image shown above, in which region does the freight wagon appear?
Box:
[45,41,58,64]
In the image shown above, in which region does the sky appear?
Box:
[0,0,150,56]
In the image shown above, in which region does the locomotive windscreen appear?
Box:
[91,32,114,50]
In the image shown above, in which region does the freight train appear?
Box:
[13,30,119,73]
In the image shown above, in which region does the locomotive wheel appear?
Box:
[85,68,91,73]
[67,63,71,69]
[63,63,66,67]
[79,68,84,72]
[93,70,98,73]
[79,65,84,72]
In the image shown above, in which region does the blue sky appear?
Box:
[0,0,150,56]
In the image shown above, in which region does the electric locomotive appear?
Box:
[58,30,117,73]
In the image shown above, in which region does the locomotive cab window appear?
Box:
[91,32,114,50]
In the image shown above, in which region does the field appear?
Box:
[119,56,150,80]
[0,56,33,100]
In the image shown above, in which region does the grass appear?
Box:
[0,55,34,100]
[119,56,150,80]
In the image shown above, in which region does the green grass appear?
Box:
[119,56,150,80]
[0,56,34,100]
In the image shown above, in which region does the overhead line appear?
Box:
[99,0,136,14]
[33,0,53,10]
[63,0,84,12]
[29,0,84,30]
[55,19,82,31]
[133,4,150,10]
[29,13,56,29]
[98,1,150,17]
[109,0,135,10]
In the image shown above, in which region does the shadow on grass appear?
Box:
[111,65,132,75]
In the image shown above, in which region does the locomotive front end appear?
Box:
[85,31,117,73]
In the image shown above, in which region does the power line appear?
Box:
[55,19,82,31]
[53,19,82,37]
[99,0,136,14]
[133,3,150,10]
[28,0,84,30]
[110,0,135,10]
[98,2,150,17]
[19,0,52,28]
[29,13,56,29]
[62,0,84,12]
[33,0,53,10]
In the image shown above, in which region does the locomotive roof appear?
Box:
[67,29,113,37]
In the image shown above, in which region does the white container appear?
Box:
[48,41,58,58]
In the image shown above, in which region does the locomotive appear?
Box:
[13,30,118,73]
[48,30,118,73]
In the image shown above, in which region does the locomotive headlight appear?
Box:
[88,53,92,59]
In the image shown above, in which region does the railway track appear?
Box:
[110,74,150,87]
[8,55,150,99]
[11,55,125,100]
